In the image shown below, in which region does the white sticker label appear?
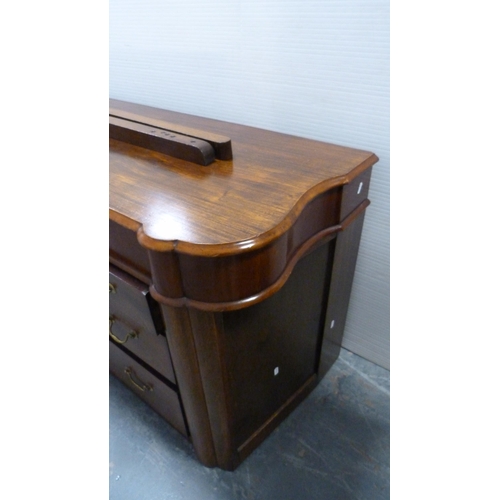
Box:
[274,367,279,376]
[330,320,335,329]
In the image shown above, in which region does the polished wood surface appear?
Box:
[109,99,377,310]
[318,211,367,379]
[109,340,187,436]
[221,241,332,450]
[109,265,176,382]
[110,98,376,249]
[109,264,162,334]
[109,100,378,470]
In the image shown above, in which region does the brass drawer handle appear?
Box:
[109,283,117,294]
[109,316,138,344]
[124,367,153,392]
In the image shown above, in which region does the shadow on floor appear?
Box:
[109,348,389,500]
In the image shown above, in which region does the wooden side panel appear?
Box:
[161,241,334,470]
[221,242,332,448]
[188,310,237,469]
[160,305,218,467]
[318,211,366,379]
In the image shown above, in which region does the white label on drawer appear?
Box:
[357,182,363,194]
[274,366,279,376]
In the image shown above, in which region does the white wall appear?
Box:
[110,0,390,369]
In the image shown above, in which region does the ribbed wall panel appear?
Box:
[110,0,390,369]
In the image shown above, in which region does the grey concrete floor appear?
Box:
[109,348,390,500]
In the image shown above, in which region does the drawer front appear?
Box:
[108,316,176,382]
[109,265,176,383]
[109,340,188,437]
[109,264,161,334]
[109,219,152,282]
[340,167,372,220]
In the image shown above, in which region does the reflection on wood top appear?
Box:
[109,99,378,250]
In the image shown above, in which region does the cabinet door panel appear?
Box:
[222,242,332,446]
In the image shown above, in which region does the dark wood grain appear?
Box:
[159,304,218,467]
[318,210,367,379]
[109,340,187,436]
[109,219,151,284]
[110,106,233,160]
[340,167,373,220]
[110,99,377,249]
[157,241,334,470]
[188,309,236,469]
[110,99,377,310]
[109,265,176,382]
[109,100,377,470]
[110,115,216,166]
[221,241,332,448]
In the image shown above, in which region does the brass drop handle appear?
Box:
[109,283,117,293]
[109,316,138,344]
[124,367,153,392]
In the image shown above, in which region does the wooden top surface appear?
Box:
[109,99,377,252]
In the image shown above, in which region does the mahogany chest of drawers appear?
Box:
[109,99,378,470]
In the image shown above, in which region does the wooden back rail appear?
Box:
[109,108,233,165]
